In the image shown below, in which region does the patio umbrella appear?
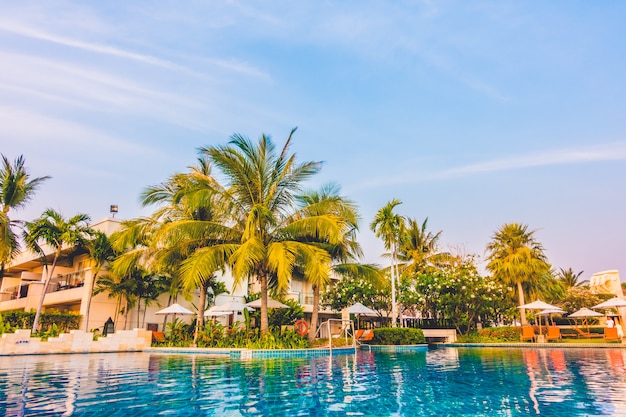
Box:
[204,306,233,317]
[348,302,376,329]
[538,307,565,326]
[213,299,255,313]
[155,303,194,316]
[245,297,289,309]
[592,297,626,309]
[518,300,561,336]
[568,307,603,332]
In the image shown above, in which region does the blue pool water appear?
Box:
[1,347,625,416]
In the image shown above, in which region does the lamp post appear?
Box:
[110,205,118,218]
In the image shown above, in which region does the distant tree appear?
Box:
[0,155,50,278]
[370,199,405,327]
[560,286,602,314]
[83,232,116,331]
[23,209,93,333]
[485,223,551,325]
[398,217,451,275]
[556,267,586,288]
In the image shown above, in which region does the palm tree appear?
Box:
[398,217,452,275]
[0,154,50,277]
[485,223,551,325]
[370,199,405,327]
[181,129,343,334]
[557,267,586,288]
[83,231,116,331]
[23,209,93,333]
[295,184,373,341]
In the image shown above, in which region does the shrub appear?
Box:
[457,326,521,343]
[370,327,426,345]
[0,310,81,332]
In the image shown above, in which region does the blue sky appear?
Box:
[1,1,625,281]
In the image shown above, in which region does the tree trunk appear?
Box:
[31,249,60,334]
[260,273,269,334]
[308,284,319,343]
[162,294,172,331]
[390,246,397,328]
[517,281,527,325]
[82,267,100,332]
[194,282,207,344]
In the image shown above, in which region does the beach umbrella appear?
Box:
[518,300,561,336]
[538,308,565,326]
[204,306,233,317]
[213,299,255,313]
[592,297,626,309]
[348,302,376,329]
[568,307,603,332]
[155,303,194,316]
[245,297,289,309]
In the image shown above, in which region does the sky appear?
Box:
[1,1,625,282]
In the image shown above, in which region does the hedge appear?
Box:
[370,327,426,345]
[1,310,81,332]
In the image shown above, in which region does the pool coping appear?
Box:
[447,341,626,348]
[144,346,358,359]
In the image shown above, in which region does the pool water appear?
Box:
[1,347,625,416]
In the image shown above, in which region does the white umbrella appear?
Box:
[518,300,561,336]
[347,302,376,329]
[204,306,233,317]
[246,297,289,309]
[539,308,564,326]
[592,297,626,309]
[568,307,603,332]
[213,299,255,313]
[348,302,377,315]
[155,303,194,316]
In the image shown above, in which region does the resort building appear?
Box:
[0,216,335,333]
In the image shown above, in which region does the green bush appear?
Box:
[0,310,81,333]
[457,326,521,343]
[370,327,426,345]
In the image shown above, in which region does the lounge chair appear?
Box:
[152,331,166,344]
[573,327,603,339]
[604,327,620,341]
[546,326,561,342]
[521,326,536,342]
[354,329,365,340]
[356,329,374,342]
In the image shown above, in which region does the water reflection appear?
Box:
[0,348,626,416]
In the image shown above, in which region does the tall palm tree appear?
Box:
[295,184,372,341]
[23,209,93,333]
[398,217,452,275]
[0,154,50,277]
[181,129,343,334]
[557,267,586,288]
[370,199,405,327]
[485,223,551,325]
[83,231,115,331]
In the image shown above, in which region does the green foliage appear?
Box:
[195,322,310,349]
[401,257,509,333]
[0,314,12,335]
[322,274,389,315]
[370,327,426,345]
[0,310,80,332]
[246,293,304,327]
[559,286,603,314]
[457,326,521,343]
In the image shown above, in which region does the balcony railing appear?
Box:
[47,269,90,293]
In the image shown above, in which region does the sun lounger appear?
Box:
[604,327,620,341]
[573,327,603,339]
[152,331,166,343]
[356,329,374,342]
[520,326,536,342]
[546,326,561,342]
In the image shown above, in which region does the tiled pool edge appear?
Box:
[359,344,428,352]
[145,346,357,359]
[448,342,626,348]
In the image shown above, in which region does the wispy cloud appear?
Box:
[355,142,626,190]
[0,19,206,77]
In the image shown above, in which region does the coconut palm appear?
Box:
[485,223,551,325]
[83,231,116,331]
[557,267,586,288]
[181,129,342,334]
[294,184,376,341]
[0,154,50,277]
[370,199,405,327]
[398,217,453,275]
[23,209,93,333]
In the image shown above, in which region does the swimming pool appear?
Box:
[1,347,625,416]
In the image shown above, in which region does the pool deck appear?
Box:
[449,341,626,348]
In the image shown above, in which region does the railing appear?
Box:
[2,284,29,300]
[298,292,314,305]
[313,319,355,352]
[47,269,90,293]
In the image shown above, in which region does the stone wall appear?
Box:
[0,328,152,355]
